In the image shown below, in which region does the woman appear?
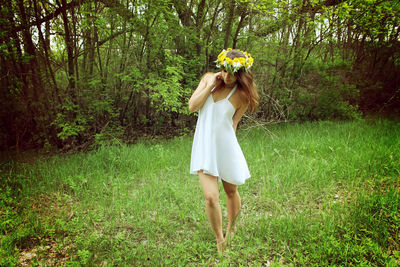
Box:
[188,48,259,253]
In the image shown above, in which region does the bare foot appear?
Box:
[217,238,226,254]
[226,211,240,244]
[225,224,237,244]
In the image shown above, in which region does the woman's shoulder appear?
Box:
[201,72,214,79]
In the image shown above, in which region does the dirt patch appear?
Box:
[17,192,77,265]
[19,240,73,266]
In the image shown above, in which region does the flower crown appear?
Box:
[215,48,254,75]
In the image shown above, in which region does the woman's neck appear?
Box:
[224,82,236,89]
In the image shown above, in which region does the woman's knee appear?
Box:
[223,182,238,198]
[204,193,220,207]
[225,188,238,198]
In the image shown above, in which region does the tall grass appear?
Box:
[1,119,399,265]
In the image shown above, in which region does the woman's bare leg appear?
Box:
[198,170,225,251]
[222,180,241,240]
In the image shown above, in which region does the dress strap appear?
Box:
[226,84,237,100]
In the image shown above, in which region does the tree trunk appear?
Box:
[232,6,247,49]
[33,0,60,104]
[204,0,222,71]
[195,0,206,57]
[71,4,80,91]
[60,0,76,92]
[18,0,41,102]
[223,0,235,49]
[246,7,253,49]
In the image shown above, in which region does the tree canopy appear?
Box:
[0,0,399,150]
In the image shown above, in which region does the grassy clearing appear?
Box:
[1,119,399,265]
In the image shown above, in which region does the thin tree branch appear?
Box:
[12,0,86,33]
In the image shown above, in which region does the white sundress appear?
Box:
[190,85,251,185]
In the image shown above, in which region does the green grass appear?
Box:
[1,119,399,265]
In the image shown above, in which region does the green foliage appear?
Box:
[93,126,125,148]
[0,160,81,265]
[2,0,399,150]
[304,188,400,265]
[77,249,92,265]
[291,59,361,121]
[238,0,284,14]
[52,105,87,141]
[334,0,400,42]
[0,163,31,265]
[349,189,399,260]
[252,40,362,121]
[148,49,192,114]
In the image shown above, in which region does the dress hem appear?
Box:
[190,168,250,185]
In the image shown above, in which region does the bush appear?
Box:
[289,59,362,121]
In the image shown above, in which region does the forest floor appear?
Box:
[1,119,399,266]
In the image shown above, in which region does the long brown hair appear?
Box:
[218,49,259,113]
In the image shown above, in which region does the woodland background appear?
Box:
[1,0,399,151]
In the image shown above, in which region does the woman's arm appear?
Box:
[188,72,221,112]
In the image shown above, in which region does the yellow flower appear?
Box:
[234,58,240,63]
[226,58,234,65]
[227,48,232,51]
[218,51,226,60]
[249,57,254,64]
[239,57,246,65]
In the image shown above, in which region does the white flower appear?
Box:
[233,61,242,69]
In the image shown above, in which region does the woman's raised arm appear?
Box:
[188,72,221,112]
